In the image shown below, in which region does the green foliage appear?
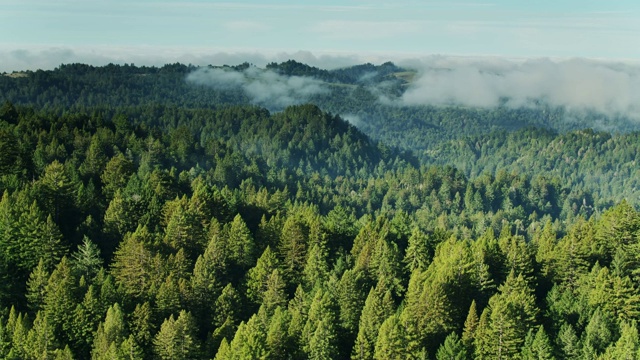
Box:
[153,310,200,360]
[436,332,467,360]
[0,63,638,359]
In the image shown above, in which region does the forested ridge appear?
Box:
[0,61,639,359]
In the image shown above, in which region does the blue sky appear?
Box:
[1,0,640,71]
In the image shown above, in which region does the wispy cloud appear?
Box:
[186,66,329,109]
[398,56,640,119]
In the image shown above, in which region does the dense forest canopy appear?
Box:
[0,60,639,359]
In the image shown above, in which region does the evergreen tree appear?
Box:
[337,269,367,338]
[38,160,76,223]
[25,311,56,360]
[101,153,134,200]
[309,319,338,360]
[404,227,432,273]
[304,242,330,290]
[520,325,555,360]
[26,258,50,312]
[153,310,200,360]
[227,214,256,268]
[245,246,280,305]
[211,283,241,348]
[71,285,102,357]
[71,236,103,280]
[91,303,127,360]
[436,332,467,360]
[0,318,10,359]
[43,257,77,347]
[279,216,308,286]
[373,314,409,360]
[262,269,288,315]
[352,285,394,360]
[473,271,538,359]
[266,306,292,360]
[601,321,640,360]
[461,300,478,352]
[227,314,268,360]
[557,322,581,360]
[582,307,615,357]
[110,226,155,300]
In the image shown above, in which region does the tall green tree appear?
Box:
[373,314,409,360]
[436,332,467,360]
[153,310,200,360]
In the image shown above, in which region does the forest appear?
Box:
[0,61,639,359]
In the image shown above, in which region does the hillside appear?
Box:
[0,61,639,359]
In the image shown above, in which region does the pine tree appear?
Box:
[70,285,102,357]
[9,312,29,359]
[227,314,268,359]
[211,283,241,349]
[601,321,640,359]
[44,257,77,347]
[473,271,538,359]
[130,302,153,352]
[245,246,280,305]
[308,319,338,360]
[582,307,615,357]
[71,236,103,280]
[557,322,581,360]
[53,345,75,360]
[279,215,308,286]
[191,219,227,329]
[262,269,288,315]
[287,285,309,359]
[352,285,394,360]
[163,202,204,258]
[91,303,127,360]
[110,226,154,300]
[38,160,76,223]
[25,311,56,360]
[101,153,134,200]
[461,300,478,352]
[214,337,231,360]
[303,289,339,357]
[120,334,144,360]
[266,307,292,360]
[373,314,409,360]
[520,325,554,360]
[155,275,182,320]
[555,217,595,289]
[0,318,10,359]
[337,269,367,337]
[153,310,200,360]
[304,242,330,291]
[38,214,67,270]
[26,258,50,312]
[227,214,256,268]
[404,227,431,273]
[436,332,467,360]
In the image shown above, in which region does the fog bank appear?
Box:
[399,57,640,119]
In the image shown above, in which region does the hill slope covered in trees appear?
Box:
[0,61,638,359]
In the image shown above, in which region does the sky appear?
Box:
[1,0,640,72]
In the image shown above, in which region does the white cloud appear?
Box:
[186,66,329,108]
[399,56,640,119]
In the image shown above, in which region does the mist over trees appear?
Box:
[0,61,639,359]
